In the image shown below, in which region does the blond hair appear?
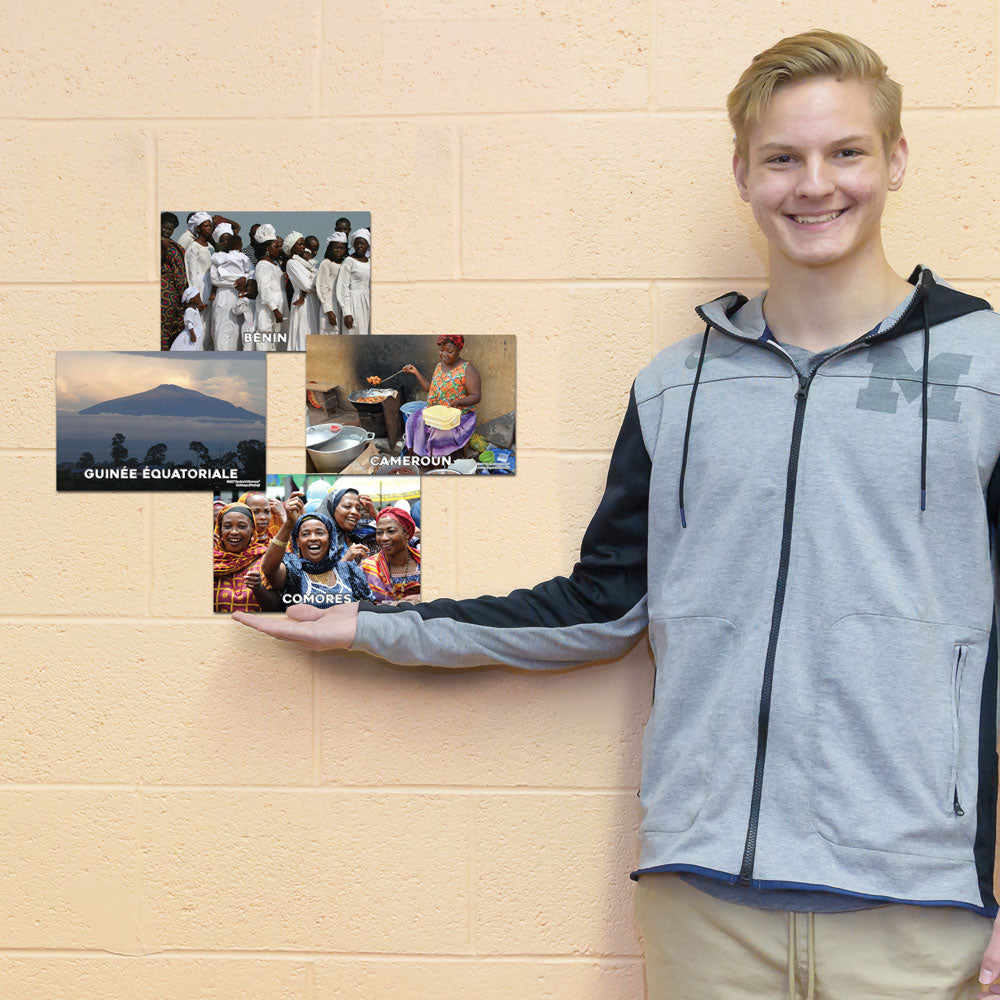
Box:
[727,30,902,161]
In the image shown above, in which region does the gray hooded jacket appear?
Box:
[353,266,1000,914]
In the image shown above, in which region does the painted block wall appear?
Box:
[1,2,998,997]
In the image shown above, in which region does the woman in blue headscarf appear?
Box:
[320,486,378,564]
[260,492,372,607]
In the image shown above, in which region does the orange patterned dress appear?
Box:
[427,361,476,413]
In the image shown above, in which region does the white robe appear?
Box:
[286,255,320,351]
[233,296,257,350]
[316,258,344,334]
[184,241,214,345]
[170,305,205,351]
[177,230,195,251]
[254,259,284,353]
[335,257,371,335]
[210,251,242,352]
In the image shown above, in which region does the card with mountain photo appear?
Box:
[56,352,266,491]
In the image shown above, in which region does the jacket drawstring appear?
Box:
[679,323,711,528]
[920,298,930,512]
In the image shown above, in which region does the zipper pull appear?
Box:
[794,375,808,400]
[954,789,965,817]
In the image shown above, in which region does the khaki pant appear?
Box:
[636,874,993,1000]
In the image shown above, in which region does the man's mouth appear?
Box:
[789,208,846,224]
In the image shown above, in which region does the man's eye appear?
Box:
[837,149,862,158]
[768,154,793,165]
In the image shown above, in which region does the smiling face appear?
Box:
[297,517,331,562]
[438,339,460,365]
[333,492,362,533]
[376,517,408,558]
[219,512,253,552]
[733,76,907,272]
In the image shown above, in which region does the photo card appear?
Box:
[306,334,516,476]
[160,210,372,352]
[56,351,266,491]
[213,474,422,613]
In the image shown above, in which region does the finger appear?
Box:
[285,604,328,621]
[231,612,316,644]
[979,920,1000,985]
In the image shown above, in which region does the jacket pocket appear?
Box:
[641,616,741,834]
[810,614,984,860]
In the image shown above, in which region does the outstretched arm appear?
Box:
[235,384,651,670]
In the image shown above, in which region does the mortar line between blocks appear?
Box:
[648,0,657,111]
[996,0,1000,105]
[449,479,459,590]
[468,794,477,952]
[0,782,639,795]
[135,789,145,954]
[650,282,658,365]
[453,121,463,280]
[315,0,324,120]
[3,106,998,124]
[312,654,322,786]
[306,959,316,1000]
[148,127,158,286]
[145,497,153,617]
[0,948,645,962]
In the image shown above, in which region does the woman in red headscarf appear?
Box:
[402,335,481,457]
[361,507,421,604]
[213,502,277,613]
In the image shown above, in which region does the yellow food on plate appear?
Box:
[422,405,461,430]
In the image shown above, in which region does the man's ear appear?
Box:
[887,135,908,192]
[733,152,750,202]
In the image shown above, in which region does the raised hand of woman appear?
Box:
[342,542,369,564]
[358,494,378,520]
[285,492,306,526]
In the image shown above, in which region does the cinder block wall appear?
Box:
[1,3,997,997]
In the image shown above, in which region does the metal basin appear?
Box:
[306,424,376,473]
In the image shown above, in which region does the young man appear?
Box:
[235,31,1000,997]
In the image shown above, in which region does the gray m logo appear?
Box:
[855,345,971,422]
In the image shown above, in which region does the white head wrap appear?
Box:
[188,212,211,233]
[282,231,304,256]
[182,286,200,304]
[326,231,349,244]
[255,223,277,243]
[212,222,234,242]
[351,228,371,248]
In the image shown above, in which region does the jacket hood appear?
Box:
[695,265,992,344]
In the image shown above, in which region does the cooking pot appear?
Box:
[306,424,376,473]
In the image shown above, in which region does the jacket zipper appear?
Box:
[697,284,928,887]
[951,644,967,817]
